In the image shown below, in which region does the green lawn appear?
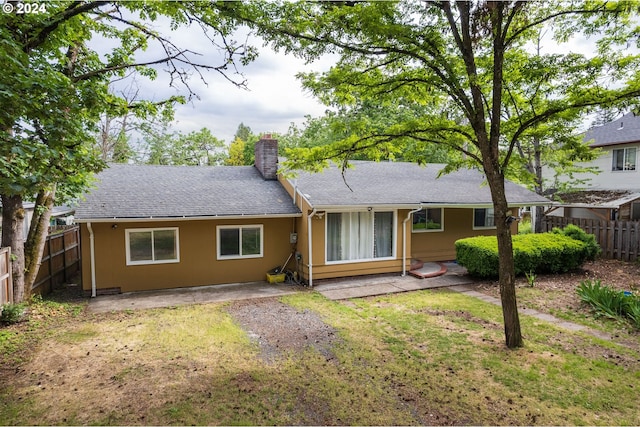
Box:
[1,290,638,425]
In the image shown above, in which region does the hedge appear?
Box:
[455,225,600,279]
[551,224,601,260]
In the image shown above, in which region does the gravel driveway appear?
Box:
[226,298,341,363]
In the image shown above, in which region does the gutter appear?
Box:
[402,205,423,276]
[87,222,97,298]
[298,201,551,212]
[75,212,302,224]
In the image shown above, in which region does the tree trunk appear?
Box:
[24,187,55,292]
[534,205,545,234]
[485,169,523,348]
[1,194,27,303]
[533,136,545,233]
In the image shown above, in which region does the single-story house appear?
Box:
[75,136,550,295]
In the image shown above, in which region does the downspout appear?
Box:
[87,222,97,298]
[402,205,423,276]
[307,208,316,288]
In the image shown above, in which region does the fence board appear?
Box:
[33,226,80,295]
[541,217,640,262]
[0,247,12,305]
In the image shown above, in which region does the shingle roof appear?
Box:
[291,161,550,208]
[75,164,301,221]
[551,190,640,208]
[584,112,640,147]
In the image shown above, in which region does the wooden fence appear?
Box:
[0,247,12,305]
[32,226,80,295]
[541,217,640,262]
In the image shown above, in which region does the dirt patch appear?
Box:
[225,298,341,363]
[475,259,640,316]
[472,258,640,352]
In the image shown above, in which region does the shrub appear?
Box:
[577,279,626,319]
[624,296,640,329]
[0,303,26,325]
[455,229,593,279]
[455,236,500,278]
[518,219,533,235]
[525,271,537,287]
[552,224,601,260]
[577,280,640,329]
[517,233,588,274]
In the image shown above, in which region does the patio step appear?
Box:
[409,261,448,279]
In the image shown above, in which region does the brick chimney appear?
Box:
[254,134,278,180]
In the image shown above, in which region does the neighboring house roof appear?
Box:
[22,202,75,217]
[75,163,301,221]
[584,112,640,147]
[550,190,640,209]
[291,161,550,208]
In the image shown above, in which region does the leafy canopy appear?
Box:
[226,1,640,175]
[0,1,253,202]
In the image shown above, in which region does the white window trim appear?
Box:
[324,210,397,265]
[216,224,264,260]
[125,227,180,266]
[412,208,444,233]
[612,147,637,172]
[472,208,497,230]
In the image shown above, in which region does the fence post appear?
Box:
[62,229,68,283]
[47,236,53,293]
[0,247,13,305]
[634,222,640,261]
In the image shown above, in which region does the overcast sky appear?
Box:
[106,19,334,145]
[107,13,619,147]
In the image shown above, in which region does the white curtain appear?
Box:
[374,211,393,258]
[327,211,392,261]
[343,212,373,260]
[327,213,342,261]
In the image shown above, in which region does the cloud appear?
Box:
[169,48,330,143]
[100,16,333,145]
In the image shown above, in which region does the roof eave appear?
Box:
[306,201,551,211]
[590,140,640,148]
[551,202,619,209]
[75,212,302,223]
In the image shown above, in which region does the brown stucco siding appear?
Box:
[311,259,404,280]
[81,218,295,293]
[279,176,313,280]
[278,176,307,275]
[410,208,516,261]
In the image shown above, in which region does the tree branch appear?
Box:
[504,4,607,48]
[25,1,108,52]
[91,8,248,95]
[502,87,640,170]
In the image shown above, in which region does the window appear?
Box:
[412,208,443,232]
[217,225,263,259]
[473,208,495,229]
[326,211,394,262]
[612,147,636,171]
[126,228,179,265]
